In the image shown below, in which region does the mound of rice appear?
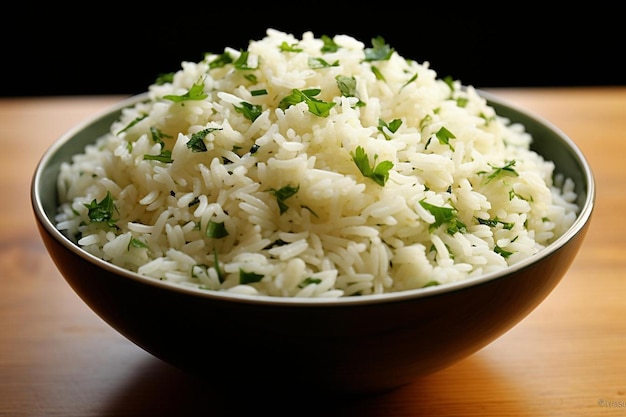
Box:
[55,29,580,297]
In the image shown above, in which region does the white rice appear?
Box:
[55,29,580,298]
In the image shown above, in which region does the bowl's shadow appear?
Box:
[96,352,528,417]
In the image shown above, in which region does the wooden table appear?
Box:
[1,88,624,416]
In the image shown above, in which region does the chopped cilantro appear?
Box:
[364,36,394,62]
[206,220,228,238]
[298,277,322,288]
[154,72,174,85]
[234,101,263,122]
[150,126,171,147]
[208,52,233,69]
[143,149,173,163]
[84,190,118,228]
[495,245,513,258]
[234,50,258,70]
[477,217,514,230]
[213,249,224,283]
[278,88,336,117]
[116,114,148,135]
[308,57,339,69]
[401,73,418,89]
[435,126,456,151]
[351,146,393,186]
[320,35,340,53]
[419,200,467,234]
[187,127,221,152]
[278,41,303,53]
[371,66,385,81]
[239,269,264,285]
[335,75,365,107]
[268,185,300,214]
[163,81,208,102]
[128,237,148,250]
[378,118,402,140]
[479,160,519,183]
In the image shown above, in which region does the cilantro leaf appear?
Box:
[84,190,118,228]
[239,269,264,285]
[364,36,394,62]
[268,185,299,214]
[320,35,339,53]
[378,118,402,140]
[206,220,228,238]
[234,101,263,122]
[419,200,467,234]
[163,81,208,102]
[435,126,456,151]
[278,89,336,117]
[479,160,519,183]
[351,146,393,186]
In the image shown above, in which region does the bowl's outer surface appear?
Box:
[32,92,594,394]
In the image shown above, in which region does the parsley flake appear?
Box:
[351,146,393,186]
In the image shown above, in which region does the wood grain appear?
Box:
[1,89,624,417]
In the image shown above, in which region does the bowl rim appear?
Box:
[31,91,596,307]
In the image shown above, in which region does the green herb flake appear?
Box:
[128,237,148,250]
[494,245,514,258]
[401,73,418,89]
[208,52,233,69]
[244,74,258,83]
[480,112,496,125]
[419,200,467,234]
[150,126,172,146]
[298,277,322,288]
[371,66,386,81]
[268,184,300,214]
[443,76,455,91]
[479,160,519,183]
[419,114,433,131]
[456,97,469,107]
[335,75,365,107]
[477,217,514,230]
[206,220,228,238]
[308,57,339,69]
[143,149,173,163]
[116,114,148,135]
[377,118,402,140]
[320,35,340,53]
[278,41,303,53]
[234,50,258,70]
[213,248,224,283]
[363,36,394,62]
[278,88,336,117]
[234,101,263,122]
[187,127,221,152]
[155,72,174,85]
[239,269,264,285]
[251,89,267,96]
[351,146,393,186]
[435,126,456,151]
[163,81,208,102]
[84,190,118,227]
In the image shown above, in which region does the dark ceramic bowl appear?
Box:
[31,91,594,395]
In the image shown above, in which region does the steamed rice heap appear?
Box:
[55,29,580,298]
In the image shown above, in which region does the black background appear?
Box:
[3,5,623,97]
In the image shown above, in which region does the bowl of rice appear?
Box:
[31,29,594,394]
